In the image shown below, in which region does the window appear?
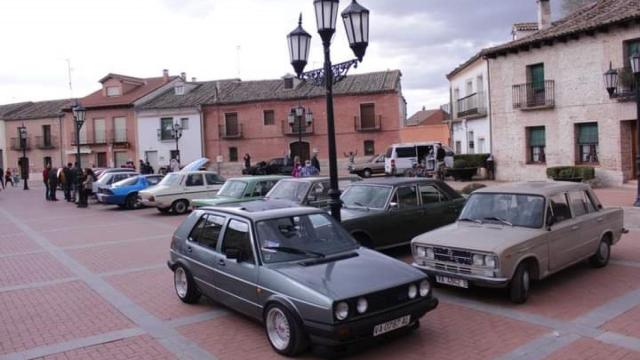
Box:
[180,118,189,130]
[189,214,225,250]
[419,185,446,204]
[160,118,174,141]
[113,117,127,143]
[106,86,121,97]
[527,63,545,107]
[224,113,239,136]
[114,151,127,167]
[147,176,162,185]
[455,141,462,154]
[175,85,185,95]
[476,75,484,93]
[221,220,254,263]
[284,77,294,89]
[527,126,546,164]
[185,174,204,187]
[568,191,596,217]
[263,110,275,126]
[395,147,416,158]
[359,103,376,129]
[43,156,52,168]
[205,173,223,185]
[549,193,572,223]
[252,180,277,197]
[94,118,105,144]
[229,147,238,162]
[477,138,486,154]
[393,186,419,208]
[96,152,107,167]
[308,182,330,203]
[42,125,52,147]
[576,123,599,164]
[465,80,473,95]
[364,140,375,156]
[468,131,474,154]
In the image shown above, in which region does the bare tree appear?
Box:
[562,0,594,15]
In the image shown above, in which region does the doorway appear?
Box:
[290,141,310,162]
[96,152,107,168]
[145,151,159,171]
[632,121,638,179]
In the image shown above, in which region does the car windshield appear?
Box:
[113,176,139,187]
[158,173,181,186]
[256,213,358,263]
[266,181,310,202]
[459,193,545,228]
[341,185,392,210]
[217,180,247,198]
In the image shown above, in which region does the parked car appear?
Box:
[191,175,288,209]
[384,142,454,176]
[411,182,626,304]
[348,155,386,178]
[95,167,136,179]
[262,176,361,208]
[138,171,225,214]
[92,171,139,194]
[96,174,164,209]
[339,178,465,249]
[168,203,438,356]
[243,158,293,176]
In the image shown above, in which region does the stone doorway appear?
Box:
[290,141,310,162]
[621,120,638,181]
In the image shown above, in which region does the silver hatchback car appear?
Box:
[168,202,438,356]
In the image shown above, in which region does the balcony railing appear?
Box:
[614,67,636,101]
[70,131,106,146]
[10,137,31,151]
[157,129,177,141]
[355,115,382,132]
[110,129,129,147]
[35,135,57,149]
[456,92,487,118]
[219,124,243,139]
[282,120,314,136]
[513,80,555,109]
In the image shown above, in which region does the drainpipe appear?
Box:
[486,57,493,155]
[197,104,205,158]
[58,113,64,167]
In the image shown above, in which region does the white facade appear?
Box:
[448,57,491,154]
[136,108,203,171]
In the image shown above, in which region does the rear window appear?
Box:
[395,147,416,158]
[385,147,393,158]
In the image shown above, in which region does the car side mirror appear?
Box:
[225,248,241,260]
[546,215,556,229]
[389,202,399,210]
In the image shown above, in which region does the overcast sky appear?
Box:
[0,0,564,115]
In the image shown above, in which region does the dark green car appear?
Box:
[339,178,465,249]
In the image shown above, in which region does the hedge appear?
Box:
[546,166,595,181]
[453,154,490,168]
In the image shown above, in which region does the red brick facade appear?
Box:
[4,116,64,174]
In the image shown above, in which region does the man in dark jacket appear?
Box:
[48,166,59,201]
[63,163,73,201]
[311,152,320,173]
[43,165,51,200]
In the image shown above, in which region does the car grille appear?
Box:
[435,263,472,275]
[433,247,473,266]
[365,283,412,313]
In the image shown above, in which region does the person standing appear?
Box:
[42,165,51,200]
[62,163,73,201]
[48,166,59,201]
[301,160,319,177]
[0,166,4,189]
[243,153,251,171]
[291,156,302,178]
[5,169,14,187]
[78,168,95,208]
[71,163,79,203]
[311,152,320,173]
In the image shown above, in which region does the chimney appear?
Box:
[537,0,551,30]
[422,106,426,111]
[181,72,186,80]
[162,69,169,82]
[191,77,197,82]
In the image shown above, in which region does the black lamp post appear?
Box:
[604,54,640,206]
[172,122,183,166]
[18,124,29,190]
[72,102,86,205]
[288,106,313,161]
[287,0,369,221]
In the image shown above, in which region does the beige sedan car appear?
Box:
[412,182,625,303]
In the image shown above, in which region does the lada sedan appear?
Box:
[168,203,438,356]
[412,182,625,303]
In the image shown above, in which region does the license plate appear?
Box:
[373,315,411,337]
[436,275,468,288]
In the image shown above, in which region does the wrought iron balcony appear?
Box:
[282,120,314,136]
[355,115,382,132]
[35,135,57,149]
[109,129,129,147]
[70,131,106,146]
[219,124,243,139]
[612,67,636,101]
[10,137,31,151]
[513,80,555,110]
[456,92,487,118]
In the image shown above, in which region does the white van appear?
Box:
[384,142,454,176]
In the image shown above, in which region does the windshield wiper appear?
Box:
[483,217,513,226]
[459,217,482,224]
[262,246,325,258]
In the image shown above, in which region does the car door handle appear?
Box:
[571,226,580,231]
[187,246,192,253]
[218,259,226,266]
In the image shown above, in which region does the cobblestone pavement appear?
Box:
[0,183,639,359]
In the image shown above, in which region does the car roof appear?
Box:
[389,142,443,147]
[277,176,360,183]
[352,177,441,187]
[474,181,591,196]
[200,200,323,221]
[228,175,289,182]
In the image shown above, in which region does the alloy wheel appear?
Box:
[266,307,291,351]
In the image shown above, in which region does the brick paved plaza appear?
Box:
[1,183,640,359]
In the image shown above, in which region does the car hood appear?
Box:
[339,207,381,221]
[271,248,424,299]
[412,222,545,253]
[192,196,241,206]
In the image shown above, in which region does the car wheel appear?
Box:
[174,265,200,304]
[264,304,308,356]
[589,236,611,268]
[125,193,138,210]
[172,199,189,215]
[363,169,372,178]
[352,233,373,248]
[157,207,171,214]
[509,262,531,304]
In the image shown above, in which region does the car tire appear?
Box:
[352,233,373,248]
[589,236,611,268]
[172,199,189,215]
[125,193,138,210]
[509,262,531,304]
[363,169,372,178]
[264,304,308,357]
[173,265,200,304]
[157,207,171,214]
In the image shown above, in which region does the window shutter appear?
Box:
[529,127,545,147]
[578,123,598,144]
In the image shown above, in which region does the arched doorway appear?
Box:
[290,141,310,162]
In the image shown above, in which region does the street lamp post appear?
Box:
[18,124,28,190]
[287,0,369,221]
[172,122,183,166]
[288,106,313,161]
[604,54,640,206]
[72,103,86,206]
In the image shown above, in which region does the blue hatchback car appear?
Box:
[97,174,164,209]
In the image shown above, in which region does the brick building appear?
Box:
[0,102,32,170]
[401,108,450,144]
[484,0,640,185]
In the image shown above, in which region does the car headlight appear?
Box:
[408,284,418,299]
[425,248,435,260]
[335,301,349,320]
[473,254,485,266]
[485,255,497,268]
[356,297,368,314]
[419,279,431,297]
[415,246,426,258]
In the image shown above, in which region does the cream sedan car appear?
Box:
[412,182,625,303]
[139,171,225,214]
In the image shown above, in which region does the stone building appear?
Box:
[485,0,640,185]
[0,102,32,170]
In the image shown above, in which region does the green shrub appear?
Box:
[453,154,490,168]
[454,159,469,169]
[546,166,595,181]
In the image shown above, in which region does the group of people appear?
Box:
[138,159,155,175]
[42,163,96,208]
[0,167,17,189]
[291,154,321,178]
